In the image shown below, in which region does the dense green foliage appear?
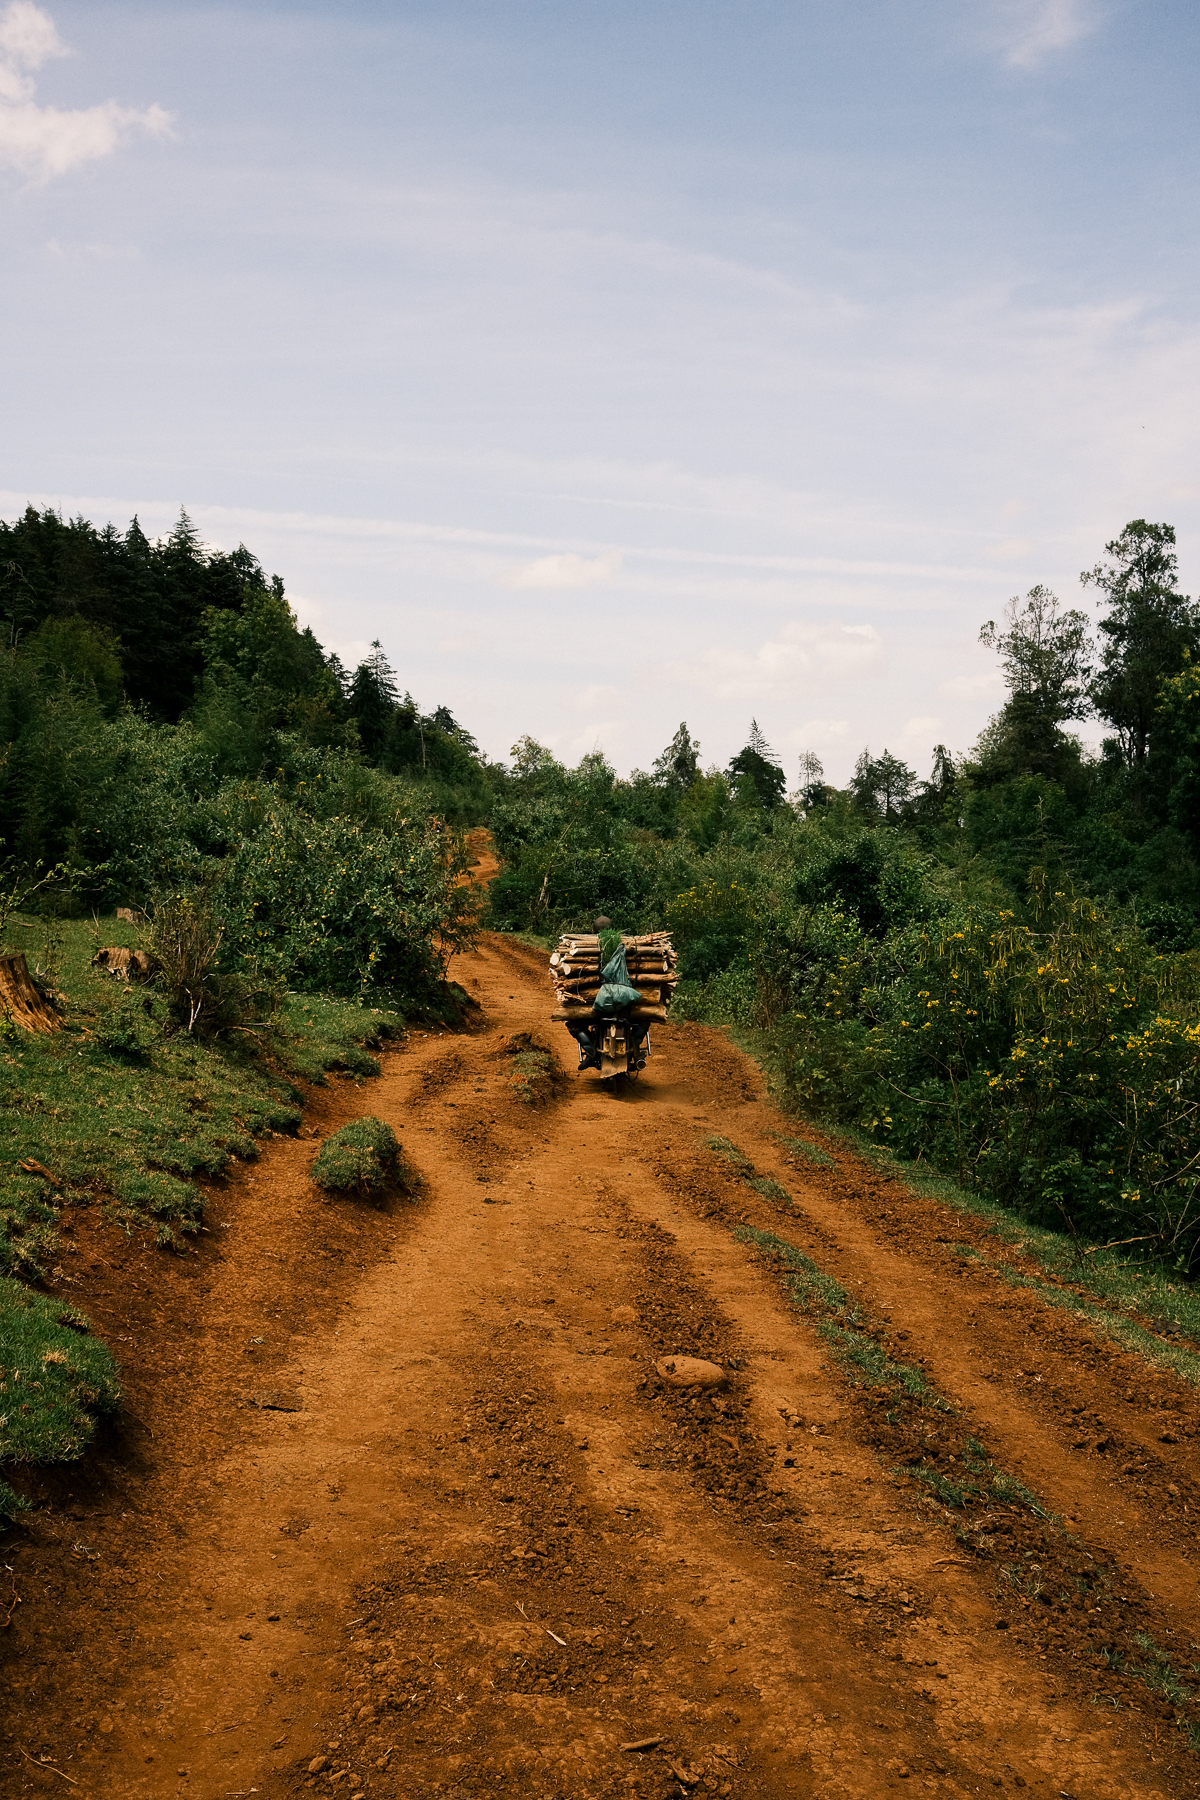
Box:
[486,519,1200,1273]
[0,504,493,1011]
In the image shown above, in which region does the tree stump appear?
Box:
[0,952,61,1033]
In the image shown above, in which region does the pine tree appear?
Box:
[652,722,701,791]
[728,722,785,809]
[850,749,916,819]
[793,750,825,810]
[746,718,778,763]
[349,640,399,760]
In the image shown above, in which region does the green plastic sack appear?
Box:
[592,941,641,1014]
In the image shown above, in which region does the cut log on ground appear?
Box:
[0,951,61,1033]
[91,947,158,982]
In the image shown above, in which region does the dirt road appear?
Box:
[5,933,1200,1799]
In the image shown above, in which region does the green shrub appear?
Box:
[311,1116,413,1195]
[93,996,155,1061]
[218,805,479,1003]
[0,1280,120,1515]
[664,878,754,981]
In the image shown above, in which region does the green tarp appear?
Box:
[592,940,642,1015]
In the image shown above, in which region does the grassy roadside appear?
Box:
[716,1017,1200,1382]
[841,1132,1200,1381]
[737,1220,1200,1747]
[0,913,409,1515]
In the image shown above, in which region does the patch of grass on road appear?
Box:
[736,1225,941,1404]
[498,1031,563,1105]
[312,1117,416,1197]
[703,1133,797,1210]
[704,1134,754,1176]
[771,1131,836,1168]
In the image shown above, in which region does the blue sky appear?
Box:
[2,0,1198,782]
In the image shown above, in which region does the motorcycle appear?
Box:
[567,1013,650,1081]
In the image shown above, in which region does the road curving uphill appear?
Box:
[4,932,1199,1797]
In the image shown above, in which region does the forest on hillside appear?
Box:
[3,504,1200,1272]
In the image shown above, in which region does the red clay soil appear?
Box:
[4,932,1200,1799]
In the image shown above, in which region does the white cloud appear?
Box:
[988,0,1100,69]
[784,717,849,750]
[687,619,883,698]
[938,670,1004,698]
[0,1,171,181]
[575,682,620,710]
[501,549,622,591]
[0,0,60,76]
[982,536,1035,561]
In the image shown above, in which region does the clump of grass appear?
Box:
[311,1117,414,1196]
[511,1048,553,1102]
[903,1464,976,1507]
[773,1131,835,1168]
[498,1031,562,1105]
[1131,1633,1195,1709]
[704,1134,754,1176]
[748,1175,792,1204]
[0,1277,120,1516]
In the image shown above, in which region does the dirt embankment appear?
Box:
[4,932,1200,1798]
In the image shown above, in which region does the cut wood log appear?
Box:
[554,954,675,971]
[550,986,672,1000]
[552,1004,667,1023]
[91,947,157,981]
[0,952,60,1034]
[556,989,669,1007]
[557,943,672,957]
[555,961,674,975]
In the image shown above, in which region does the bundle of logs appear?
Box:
[549,931,678,1023]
